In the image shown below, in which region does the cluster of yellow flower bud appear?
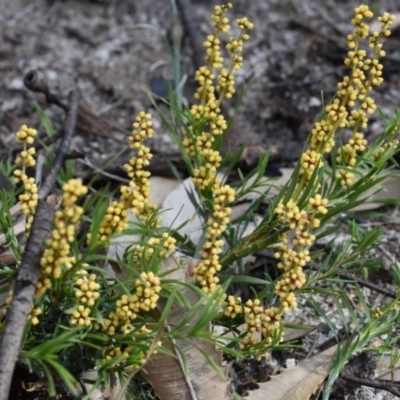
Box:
[296,6,395,188]
[336,7,394,184]
[97,200,128,242]
[70,268,100,326]
[270,194,328,334]
[194,185,235,292]
[96,112,154,243]
[101,339,161,371]
[211,3,232,33]
[13,125,39,232]
[242,299,263,335]
[36,179,87,298]
[0,291,43,326]
[101,346,134,369]
[223,295,243,318]
[262,7,396,352]
[121,112,157,220]
[98,271,161,336]
[145,233,177,260]
[181,4,253,294]
[372,137,400,162]
[227,299,282,354]
[29,306,43,326]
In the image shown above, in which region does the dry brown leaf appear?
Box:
[245,346,336,400]
[283,325,317,342]
[144,254,232,400]
[79,371,121,400]
[375,351,400,381]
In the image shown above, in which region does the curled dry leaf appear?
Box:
[374,351,400,381]
[144,253,232,400]
[244,346,336,400]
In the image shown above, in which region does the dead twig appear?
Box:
[77,157,129,184]
[0,200,55,400]
[338,272,397,299]
[0,83,82,399]
[341,374,400,397]
[23,70,131,142]
[38,90,80,199]
[306,264,398,299]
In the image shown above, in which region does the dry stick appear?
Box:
[0,200,55,400]
[341,375,400,397]
[0,90,80,400]
[39,90,80,199]
[24,69,69,112]
[307,264,398,299]
[338,272,397,299]
[24,70,131,141]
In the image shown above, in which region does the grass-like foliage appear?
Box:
[0,3,399,399]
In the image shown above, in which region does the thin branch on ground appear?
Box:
[0,200,55,400]
[0,81,82,400]
[341,374,400,397]
[23,69,131,141]
[338,272,397,299]
[305,263,398,299]
[38,89,80,199]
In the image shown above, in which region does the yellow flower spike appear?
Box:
[14,125,39,232]
[262,307,281,331]
[70,304,92,326]
[308,194,329,215]
[97,111,160,244]
[280,292,298,312]
[36,180,87,297]
[211,3,232,33]
[292,230,316,247]
[15,124,37,144]
[184,5,252,296]
[224,295,243,318]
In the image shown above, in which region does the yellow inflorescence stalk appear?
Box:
[120,112,158,221]
[94,112,175,352]
[13,125,39,232]
[70,267,100,326]
[97,111,167,243]
[182,3,253,293]
[36,179,88,298]
[97,271,162,336]
[267,5,396,349]
[222,6,396,355]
